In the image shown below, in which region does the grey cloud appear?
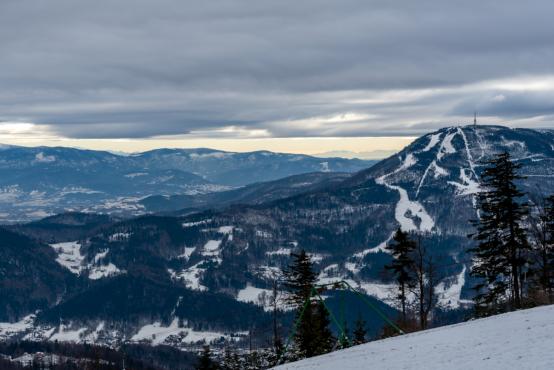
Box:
[452,92,554,118]
[1,0,554,139]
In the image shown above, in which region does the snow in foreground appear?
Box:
[274,305,554,370]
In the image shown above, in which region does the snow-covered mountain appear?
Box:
[0,146,372,222]
[274,304,554,370]
[353,125,554,236]
[158,125,553,313]
[0,125,552,351]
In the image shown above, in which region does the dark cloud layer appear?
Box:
[1,0,553,138]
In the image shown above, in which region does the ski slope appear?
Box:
[274,305,554,370]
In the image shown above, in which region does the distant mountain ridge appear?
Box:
[314,149,399,160]
[140,171,352,214]
[0,145,373,222]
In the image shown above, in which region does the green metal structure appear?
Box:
[276,280,404,365]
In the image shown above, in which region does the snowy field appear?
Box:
[274,305,554,370]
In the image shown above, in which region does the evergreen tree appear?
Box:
[352,315,368,345]
[338,319,350,349]
[385,228,416,323]
[284,250,317,308]
[284,250,317,358]
[195,346,218,370]
[283,250,334,358]
[469,151,529,314]
[312,302,335,354]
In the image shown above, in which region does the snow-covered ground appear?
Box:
[168,262,208,291]
[274,305,554,370]
[236,285,272,306]
[50,242,124,280]
[131,318,234,345]
[50,242,85,274]
[375,152,435,233]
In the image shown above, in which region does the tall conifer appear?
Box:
[284,250,334,358]
[385,228,416,323]
[469,151,529,314]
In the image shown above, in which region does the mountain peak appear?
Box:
[347,125,553,236]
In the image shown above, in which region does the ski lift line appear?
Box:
[277,286,351,365]
[276,281,404,365]
[312,288,352,347]
[303,280,404,334]
[338,280,405,335]
[274,259,478,364]
[277,290,315,365]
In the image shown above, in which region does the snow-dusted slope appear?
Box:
[274,305,554,370]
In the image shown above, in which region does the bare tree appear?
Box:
[259,267,285,355]
[270,277,284,354]
[410,234,439,330]
[528,194,554,303]
[384,228,416,324]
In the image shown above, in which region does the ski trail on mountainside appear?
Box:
[376,153,435,233]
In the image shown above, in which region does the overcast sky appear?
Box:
[1,0,553,154]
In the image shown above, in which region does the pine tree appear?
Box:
[283,250,334,358]
[469,151,529,314]
[338,319,350,349]
[352,315,368,345]
[284,250,317,308]
[195,346,218,370]
[385,228,416,323]
[284,250,316,358]
[311,302,335,354]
